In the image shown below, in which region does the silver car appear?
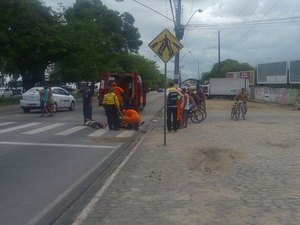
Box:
[0,87,13,98]
[20,86,76,113]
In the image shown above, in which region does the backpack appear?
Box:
[167,91,178,106]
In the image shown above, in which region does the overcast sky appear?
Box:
[43,0,300,81]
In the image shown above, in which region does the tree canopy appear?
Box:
[200,59,254,83]
[0,0,162,90]
[0,0,254,90]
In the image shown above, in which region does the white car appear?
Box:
[20,86,76,113]
[0,87,13,98]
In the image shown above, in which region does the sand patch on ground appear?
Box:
[186,147,245,175]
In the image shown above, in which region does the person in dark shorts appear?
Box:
[82,84,93,124]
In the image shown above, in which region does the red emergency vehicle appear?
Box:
[98,72,147,111]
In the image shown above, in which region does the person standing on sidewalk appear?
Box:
[181,88,190,128]
[102,87,120,130]
[166,82,182,132]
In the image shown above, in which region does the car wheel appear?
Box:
[69,101,75,111]
[53,102,57,112]
[22,108,30,113]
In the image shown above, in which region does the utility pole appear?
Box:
[218,30,221,66]
[116,0,202,85]
[198,60,200,80]
[174,0,183,85]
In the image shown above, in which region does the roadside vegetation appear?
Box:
[0,0,165,91]
[0,0,254,91]
[0,97,20,106]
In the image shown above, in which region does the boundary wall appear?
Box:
[251,86,300,109]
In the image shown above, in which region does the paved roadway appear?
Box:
[0,91,164,225]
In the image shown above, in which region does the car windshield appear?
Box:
[26,87,42,93]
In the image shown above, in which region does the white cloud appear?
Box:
[43,0,300,81]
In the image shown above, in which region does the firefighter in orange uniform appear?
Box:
[121,109,141,131]
[112,82,124,107]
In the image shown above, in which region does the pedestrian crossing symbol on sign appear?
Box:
[148,29,183,63]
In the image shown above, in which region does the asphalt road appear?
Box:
[0,92,164,225]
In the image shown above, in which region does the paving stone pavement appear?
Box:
[79,100,300,225]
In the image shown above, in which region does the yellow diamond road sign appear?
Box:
[148,29,183,63]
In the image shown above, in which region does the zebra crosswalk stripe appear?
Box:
[22,123,65,134]
[116,130,135,138]
[0,122,16,127]
[0,122,41,134]
[88,129,108,137]
[56,126,87,136]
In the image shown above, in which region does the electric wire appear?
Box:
[219,0,260,40]
[188,16,300,29]
[222,0,281,47]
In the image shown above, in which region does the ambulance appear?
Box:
[98,72,147,111]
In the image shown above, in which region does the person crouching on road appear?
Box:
[121,109,141,131]
[102,87,120,130]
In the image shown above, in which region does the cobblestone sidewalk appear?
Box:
[80,100,300,225]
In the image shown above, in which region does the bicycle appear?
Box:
[197,101,207,121]
[189,107,204,123]
[231,101,245,121]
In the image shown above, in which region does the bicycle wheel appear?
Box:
[200,109,207,121]
[234,105,241,121]
[231,107,235,119]
[190,109,203,123]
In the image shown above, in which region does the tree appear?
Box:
[51,0,143,83]
[200,59,254,83]
[0,0,64,90]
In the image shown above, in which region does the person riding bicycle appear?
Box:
[234,88,249,119]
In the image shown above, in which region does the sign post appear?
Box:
[148,29,183,146]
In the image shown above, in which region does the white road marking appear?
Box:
[0,141,121,149]
[0,122,41,134]
[22,123,65,134]
[26,146,119,225]
[0,122,16,126]
[55,126,87,136]
[88,129,108,137]
[116,130,135,138]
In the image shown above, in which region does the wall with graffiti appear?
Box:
[254,87,300,106]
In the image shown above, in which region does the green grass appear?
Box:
[0,97,21,106]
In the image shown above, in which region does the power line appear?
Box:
[188,16,300,29]
[221,0,258,38]
[222,0,281,47]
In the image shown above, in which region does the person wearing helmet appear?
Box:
[121,109,141,131]
[112,82,124,107]
[102,87,120,130]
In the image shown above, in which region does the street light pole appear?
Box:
[173,3,202,85]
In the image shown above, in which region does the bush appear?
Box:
[0,96,21,106]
